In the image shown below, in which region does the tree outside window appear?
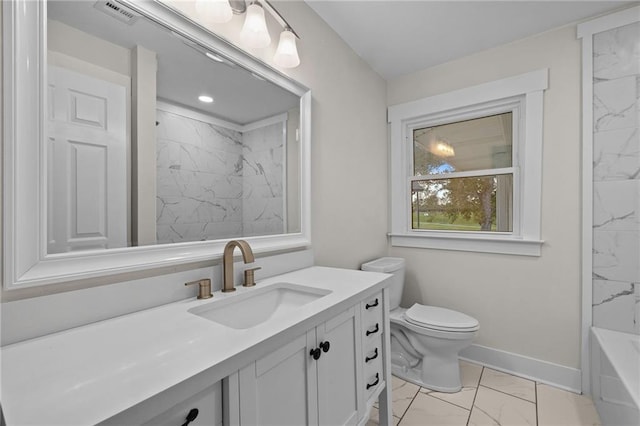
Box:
[411,113,513,233]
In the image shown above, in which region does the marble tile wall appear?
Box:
[156,109,243,244]
[241,122,286,237]
[591,21,640,335]
[155,110,285,244]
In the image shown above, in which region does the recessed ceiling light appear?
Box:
[198,95,214,103]
[205,52,225,63]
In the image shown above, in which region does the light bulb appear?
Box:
[240,2,271,49]
[195,0,233,25]
[273,28,300,68]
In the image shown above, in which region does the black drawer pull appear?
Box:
[365,348,378,363]
[366,373,380,390]
[366,323,379,336]
[181,408,199,426]
[365,298,379,309]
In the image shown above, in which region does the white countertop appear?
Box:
[0,267,390,425]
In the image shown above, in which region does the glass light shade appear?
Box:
[195,0,233,24]
[240,3,271,49]
[273,29,300,68]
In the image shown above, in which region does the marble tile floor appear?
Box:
[368,361,601,426]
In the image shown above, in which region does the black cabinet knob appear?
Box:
[310,347,321,360]
[319,341,331,353]
[181,408,199,426]
[365,298,379,309]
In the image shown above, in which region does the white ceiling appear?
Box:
[305,0,634,80]
[48,1,299,125]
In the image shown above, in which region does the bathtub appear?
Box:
[590,328,639,426]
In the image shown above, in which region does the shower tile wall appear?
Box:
[156,110,243,244]
[591,21,640,335]
[156,110,285,244]
[242,123,285,237]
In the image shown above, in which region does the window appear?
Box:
[411,112,514,233]
[388,70,547,256]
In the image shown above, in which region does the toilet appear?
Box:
[362,257,479,393]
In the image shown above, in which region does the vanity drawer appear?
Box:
[140,382,222,426]
[363,343,382,373]
[364,352,384,400]
[362,292,383,349]
[362,293,383,327]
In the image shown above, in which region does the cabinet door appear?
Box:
[238,332,319,426]
[316,307,362,426]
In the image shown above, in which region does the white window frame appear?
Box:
[388,69,548,256]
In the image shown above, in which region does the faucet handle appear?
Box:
[243,267,262,287]
[185,279,213,299]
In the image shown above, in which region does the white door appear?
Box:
[47,66,127,253]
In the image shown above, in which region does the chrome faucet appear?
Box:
[222,240,260,292]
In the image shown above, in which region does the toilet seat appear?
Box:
[404,304,479,332]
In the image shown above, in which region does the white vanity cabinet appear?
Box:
[0,267,392,426]
[230,306,363,426]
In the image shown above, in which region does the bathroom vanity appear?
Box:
[0,267,392,426]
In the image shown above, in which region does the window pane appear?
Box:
[411,174,513,232]
[413,112,512,175]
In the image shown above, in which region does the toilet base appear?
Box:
[391,360,463,393]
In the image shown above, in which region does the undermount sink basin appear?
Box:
[188,282,331,329]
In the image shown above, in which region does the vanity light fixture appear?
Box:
[196,0,301,68]
[195,0,233,24]
[240,2,271,48]
[198,95,214,103]
[273,27,300,68]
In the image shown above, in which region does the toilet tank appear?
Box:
[361,257,405,310]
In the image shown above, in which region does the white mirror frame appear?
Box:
[2,0,311,290]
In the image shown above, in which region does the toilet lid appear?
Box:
[405,304,479,332]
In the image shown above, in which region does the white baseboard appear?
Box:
[460,344,582,394]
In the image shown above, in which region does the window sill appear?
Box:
[389,233,544,256]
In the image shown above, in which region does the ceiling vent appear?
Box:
[93,1,139,25]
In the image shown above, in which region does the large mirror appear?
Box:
[3,0,311,289]
[47,0,301,252]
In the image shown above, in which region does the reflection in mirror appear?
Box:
[46,0,301,254]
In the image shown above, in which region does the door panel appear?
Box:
[48,66,127,253]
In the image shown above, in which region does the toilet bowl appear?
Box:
[361,257,479,393]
